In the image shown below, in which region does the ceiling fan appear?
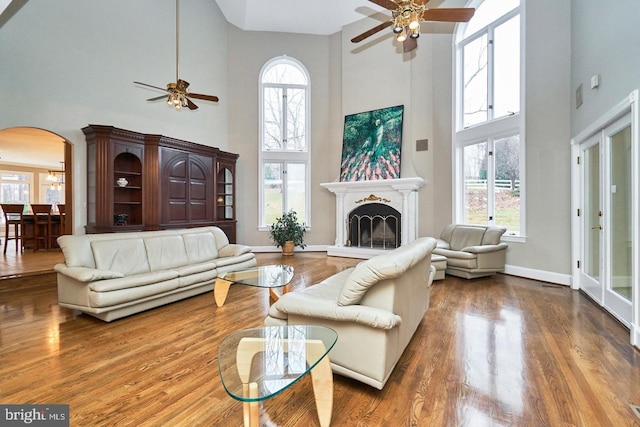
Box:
[352,0,475,53]
[134,0,218,110]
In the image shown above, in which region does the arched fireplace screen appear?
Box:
[347,203,401,249]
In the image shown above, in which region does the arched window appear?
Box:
[454,0,524,238]
[259,56,310,229]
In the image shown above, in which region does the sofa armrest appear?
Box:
[53,264,124,282]
[218,244,252,258]
[460,243,508,254]
[269,293,402,330]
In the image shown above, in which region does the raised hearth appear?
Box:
[321,177,424,259]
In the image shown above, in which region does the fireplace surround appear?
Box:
[321,177,424,258]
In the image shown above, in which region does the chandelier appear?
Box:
[46,162,65,191]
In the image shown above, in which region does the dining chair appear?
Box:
[1,204,26,254]
[31,204,53,251]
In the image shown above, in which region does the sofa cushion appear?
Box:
[183,232,219,264]
[482,226,506,245]
[91,238,151,276]
[337,238,434,306]
[449,226,486,251]
[144,235,189,271]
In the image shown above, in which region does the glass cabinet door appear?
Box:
[217,167,234,220]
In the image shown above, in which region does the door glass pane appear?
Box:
[584,144,600,280]
[493,15,520,119]
[286,88,306,151]
[463,142,488,224]
[263,87,283,150]
[610,126,632,301]
[264,163,283,225]
[286,163,306,219]
[463,34,488,128]
[494,135,520,234]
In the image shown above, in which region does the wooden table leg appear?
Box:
[242,382,259,427]
[214,277,233,307]
[268,283,291,305]
[307,341,334,427]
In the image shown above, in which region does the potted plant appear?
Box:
[269,210,307,256]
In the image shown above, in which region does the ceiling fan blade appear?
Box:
[186,98,199,110]
[413,0,431,5]
[147,95,169,102]
[188,93,219,103]
[351,20,393,43]
[368,0,398,11]
[421,8,475,23]
[134,81,168,92]
[403,37,418,53]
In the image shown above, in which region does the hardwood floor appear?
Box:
[1,252,639,426]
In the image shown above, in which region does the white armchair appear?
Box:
[432,224,508,279]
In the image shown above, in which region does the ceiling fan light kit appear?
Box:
[352,0,475,53]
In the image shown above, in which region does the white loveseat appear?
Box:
[55,226,256,322]
[264,237,436,390]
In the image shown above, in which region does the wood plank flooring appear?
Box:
[1,252,640,426]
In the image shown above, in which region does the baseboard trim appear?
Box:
[250,246,572,286]
[632,323,640,350]
[503,264,572,286]
[250,245,328,253]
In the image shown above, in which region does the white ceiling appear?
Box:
[214,0,387,35]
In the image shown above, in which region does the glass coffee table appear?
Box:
[218,325,338,427]
[214,265,294,307]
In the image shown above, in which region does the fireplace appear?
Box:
[348,203,401,249]
[320,177,424,258]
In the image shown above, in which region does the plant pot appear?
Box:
[282,241,295,256]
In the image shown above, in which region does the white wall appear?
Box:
[571,0,640,134]
[0,0,228,234]
[506,0,572,276]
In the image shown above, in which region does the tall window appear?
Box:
[259,56,310,228]
[455,0,523,237]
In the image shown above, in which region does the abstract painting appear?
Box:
[340,105,403,181]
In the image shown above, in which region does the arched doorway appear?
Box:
[0,127,73,236]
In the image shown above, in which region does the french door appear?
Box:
[577,113,633,326]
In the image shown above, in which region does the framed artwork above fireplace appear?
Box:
[340,105,403,182]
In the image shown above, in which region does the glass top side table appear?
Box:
[214,264,294,307]
[218,325,338,427]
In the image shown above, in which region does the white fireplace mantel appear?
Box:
[321,177,425,259]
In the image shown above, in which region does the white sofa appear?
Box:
[432,224,508,279]
[264,237,436,390]
[55,226,256,322]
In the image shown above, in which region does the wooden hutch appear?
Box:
[83,125,238,242]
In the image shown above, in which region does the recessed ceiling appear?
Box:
[214,0,463,36]
[214,0,386,35]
